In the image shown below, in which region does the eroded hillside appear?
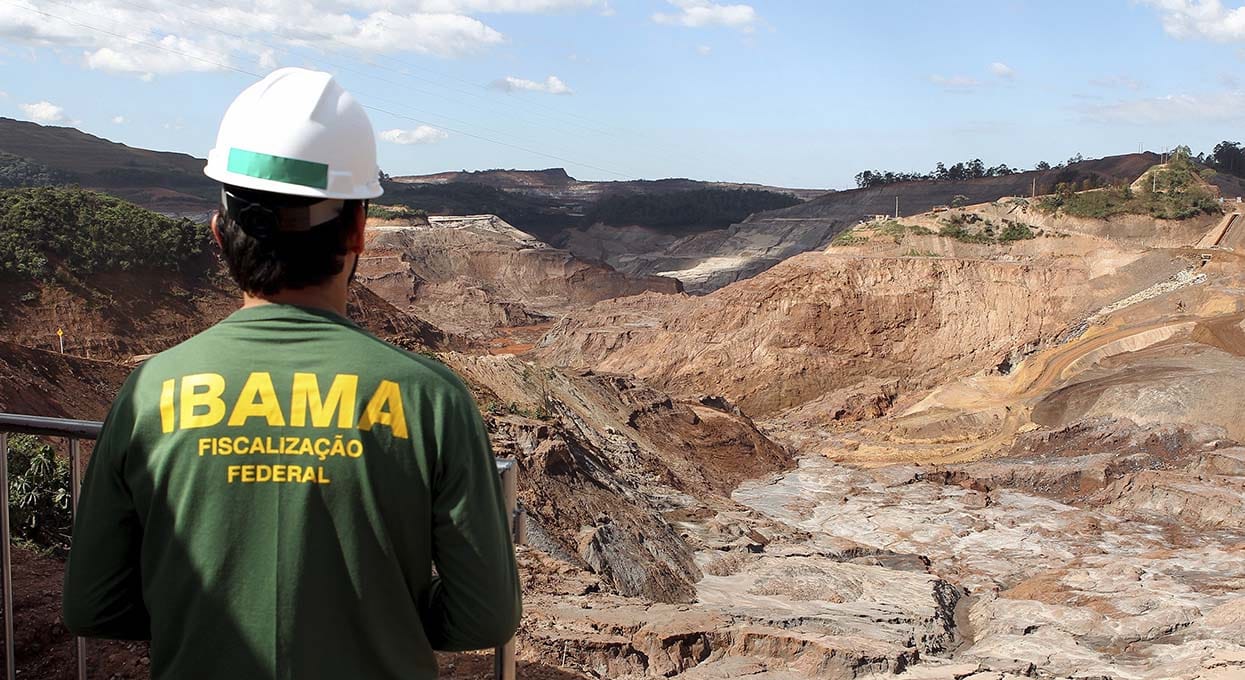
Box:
[559,153,1182,292]
[359,213,681,349]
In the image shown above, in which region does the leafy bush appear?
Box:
[5,435,72,556]
[999,222,1036,241]
[0,187,208,281]
[584,188,801,229]
[939,215,992,243]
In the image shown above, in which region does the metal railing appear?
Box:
[0,413,523,680]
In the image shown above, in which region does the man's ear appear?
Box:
[347,202,367,255]
[210,211,223,247]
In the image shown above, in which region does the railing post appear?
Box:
[69,438,86,680]
[1,433,14,680]
[494,460,518,680]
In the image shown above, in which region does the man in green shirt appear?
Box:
[63,67,521,679]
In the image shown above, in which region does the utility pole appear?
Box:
[1032,176,1037,199]
[895,195,899,219]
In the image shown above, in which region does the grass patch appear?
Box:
[830,230,867,246]
[367,204,427,221]
[903,248,939,257]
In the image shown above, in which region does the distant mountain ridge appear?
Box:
[394,167,826,202]
[0,117,215,213]
[0,119,825,229]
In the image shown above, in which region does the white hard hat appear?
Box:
[205,67,383,200]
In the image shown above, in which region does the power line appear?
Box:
[5,0,638,179]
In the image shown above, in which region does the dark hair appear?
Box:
[215,185,362,295]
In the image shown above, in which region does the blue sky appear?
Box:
[2,1,1244,189]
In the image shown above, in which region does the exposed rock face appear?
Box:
[519,590,919,679]
[537,253,1095,416]
[445,353,792,602]
[359,215,681,339]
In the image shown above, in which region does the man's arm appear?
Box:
[421,381,521,651]
[62,380,151,640]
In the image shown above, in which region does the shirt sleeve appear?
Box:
[62,374,151,640]
[420,380,522,652]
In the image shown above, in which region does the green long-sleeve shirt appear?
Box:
[63,303,521,679]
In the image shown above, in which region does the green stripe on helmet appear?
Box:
[226,148,329,190]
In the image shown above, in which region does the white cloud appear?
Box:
[491,74,573,94]
[20,100,70,124]
[696,44,712,55]
[84,34,232,75]
[1141,0,1245,41]
[930,74,982,90]
[1085,90,1245,124]
[404,0,605,10]
[990,62,1014,78]
[335,12,503,56]
[0,0,608,76]
[0,90,6,98]
[652,0,758,31]
[112,115,125,124]
[380,126,450,144]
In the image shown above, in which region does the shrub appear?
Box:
[5,435,72,556]
[1000,222,1036,241]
